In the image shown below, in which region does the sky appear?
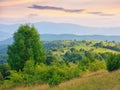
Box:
[0,0,120,27]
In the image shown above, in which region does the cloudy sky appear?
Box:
[0,0,120,27]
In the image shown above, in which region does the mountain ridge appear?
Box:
[1,34,120,45]
[0,22,120,41]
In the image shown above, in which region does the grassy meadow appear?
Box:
[11,70,120,90]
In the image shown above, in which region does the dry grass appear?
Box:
[12,70,120,90]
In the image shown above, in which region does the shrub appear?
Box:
[0,63,10,80]
[46,56,57,65]
[9,71,24,85]
[88,60,106,72]
[0,72,3,80]
[107,54,120,71]
[23,60,35,75]
[48,75,61,86]
[78,58,106,72]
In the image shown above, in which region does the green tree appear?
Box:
[46,55,57,65]
[107,54,120,71]
[7,24,46,71]
[70,48,76,52]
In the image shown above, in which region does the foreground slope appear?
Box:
[13,70,120,90]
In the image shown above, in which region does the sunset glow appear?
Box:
[0,0,120,27]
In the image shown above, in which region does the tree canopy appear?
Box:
[7,24,46,71]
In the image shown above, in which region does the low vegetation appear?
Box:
[0,24,120,90]
[2,70,120,90]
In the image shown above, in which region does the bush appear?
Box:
[78,58,106,72]
[88,60,106,72]
[46,56,57,65]
[8,71,24,85]
[33,63,81,86]
[48,75,61,86]
[23,60,35,75]
[0,63,10,80]
[0,72,3,80]
[78,58,90,71]
[107,54,120,71]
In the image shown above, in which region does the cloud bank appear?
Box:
[28,4,85,13]
[28,5,115,16]
[88,12,114,16]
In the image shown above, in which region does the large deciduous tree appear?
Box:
[7,24,46,71]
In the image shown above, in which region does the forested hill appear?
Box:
[1,34,120,45]
[41,34,120,41]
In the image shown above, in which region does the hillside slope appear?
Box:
[13,70,120,90]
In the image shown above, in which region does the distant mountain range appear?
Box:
[0,22,120,41]
[0,34,120,46]
[0,31,11,41]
